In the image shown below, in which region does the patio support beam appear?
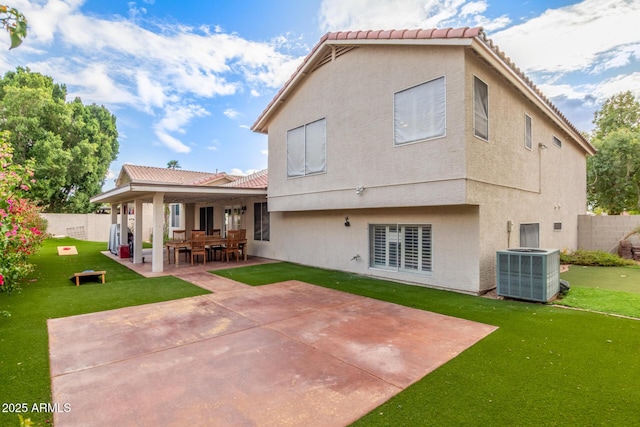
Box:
[151,192,165,273]
[133,199,143,264]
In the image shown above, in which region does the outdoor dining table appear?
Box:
[166,237,247,265]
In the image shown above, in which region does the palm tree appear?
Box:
[167,160,181,170]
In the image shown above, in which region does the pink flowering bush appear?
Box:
[0,134,47,294]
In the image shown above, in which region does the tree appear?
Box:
[592,91,640,140]
[0,68,119,213]
[587,128,640,214]
[0,5,27,49]
[587,92,640,214]
[167,160,181,170]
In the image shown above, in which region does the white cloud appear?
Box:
[223,108,240,119]
[229,168,258,176]
[136,71,166,111]
[318,0,510,32]
[491,0,640,75]
[460,1,487,17]
[153,104,209,152]
[154,132,191,153]
[593,72,640,101]
[4,0,302,113]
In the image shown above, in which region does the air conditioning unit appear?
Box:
[496,249,560,302]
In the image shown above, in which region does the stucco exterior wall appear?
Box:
[263,206,481,294]
[267,45,468,212]
[463,51,588,291]
[261,43,590,294]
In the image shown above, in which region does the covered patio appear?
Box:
[90,165,269,275]
[102,246,278,278]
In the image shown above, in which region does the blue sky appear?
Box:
[1,0,639,190]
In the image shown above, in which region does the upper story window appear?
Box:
[394,76,445,145]
[287,118,326,178]
[553,136,562,148]
[525,114,532,150]
[473,76,489,140]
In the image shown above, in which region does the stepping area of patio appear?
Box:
[48,274,497,426]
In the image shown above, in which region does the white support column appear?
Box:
[152,193,165,273]
[133,199,144,263]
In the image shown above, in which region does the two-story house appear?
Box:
[251,27,595,294]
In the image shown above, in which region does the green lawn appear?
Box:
[3,242,640,426]
[215,263,640,426]
[555,265,640,318]
[0,238,210,427]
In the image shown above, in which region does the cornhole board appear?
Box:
[58,246,78,256]
[71,270,106,286]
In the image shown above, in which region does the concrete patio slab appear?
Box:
[49,280,497,426]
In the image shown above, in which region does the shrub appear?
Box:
[560,250,637,267]
[0,135,48,294]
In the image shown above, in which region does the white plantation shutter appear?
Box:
[402,226,419,270]
[421,225,432,271]
[370,224,432,273]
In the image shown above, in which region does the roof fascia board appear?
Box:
[129,184,267,195]
[470,39,595,155]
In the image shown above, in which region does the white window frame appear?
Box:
[393,76,446,146]
[369,224,433,274]
[553,135,562,148]
[525,114,532,150]
[473,76,489,141]
[286,118,326,178]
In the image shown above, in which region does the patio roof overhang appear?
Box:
[90,183,268,205]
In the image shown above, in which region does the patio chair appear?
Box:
[238,229,247,259]
[208,229,224,261]
[221,229,242,262]
[173,230,188,262]
[190,234,207,265]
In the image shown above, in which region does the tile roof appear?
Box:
[222,169,268,189]
[251,27,593,153]
[121,165,219,185]
[118,164,267,190]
